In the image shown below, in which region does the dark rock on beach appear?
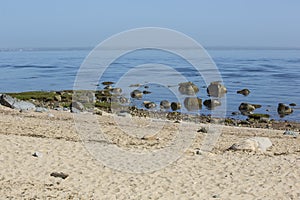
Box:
[143,101,156,109]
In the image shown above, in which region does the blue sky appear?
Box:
[1,0,300,48]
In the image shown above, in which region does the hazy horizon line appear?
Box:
[1,46,300,52]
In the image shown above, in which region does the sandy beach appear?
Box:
[0,104,299,199]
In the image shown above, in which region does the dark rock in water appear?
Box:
[143,101,156,109]
[130,90,143,99]
[183,97,202,111]
[142,90,151,94]
[277,103,293,116]
[160,100,171,109]
[178,82,199,95]
[203,99,221,109]
[289,103,297,107]
[144,85,149,89]
[232,112,240,116]
[237,88,250,96]
[207,82,227,97]
[50,172,69,179]
[171,102,181,111]
[102,81,114,86]
[71,101,84,112]
[0,94,36,110]
[239,103,261,115]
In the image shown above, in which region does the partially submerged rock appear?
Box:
[160,100,171,109]
[239,103,261,115]
[184,97,202,111]
[207,82,227,97]
[171,102,181,111]
[143,101,156,109]
[277,103,293,116]
[178,82,199,95]
[229,137,272,152]
[237,89,250,96]
[130,90,143,99]
[203,99,221,109]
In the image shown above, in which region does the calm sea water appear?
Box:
[0,48,299,121]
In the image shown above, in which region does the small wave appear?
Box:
[2,64,59,69]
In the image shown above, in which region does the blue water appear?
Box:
[0,48,299,121]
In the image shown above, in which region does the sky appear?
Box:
[1,0,300,48]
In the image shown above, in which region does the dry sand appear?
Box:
[0,104,299,199]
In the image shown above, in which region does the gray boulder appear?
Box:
[184,97,202,111]
[229,137,272,152]
[207,82,227,97]
[178,82,199,95]
[71,101,84,112]
[0,94,36,110]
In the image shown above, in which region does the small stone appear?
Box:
[102,81,114,86]
[142,90,151,94]
[35,107,48,113]
[32,152,42,157]
[50,172,69,179]
[197,127,208,133]
[48,113,54,118]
